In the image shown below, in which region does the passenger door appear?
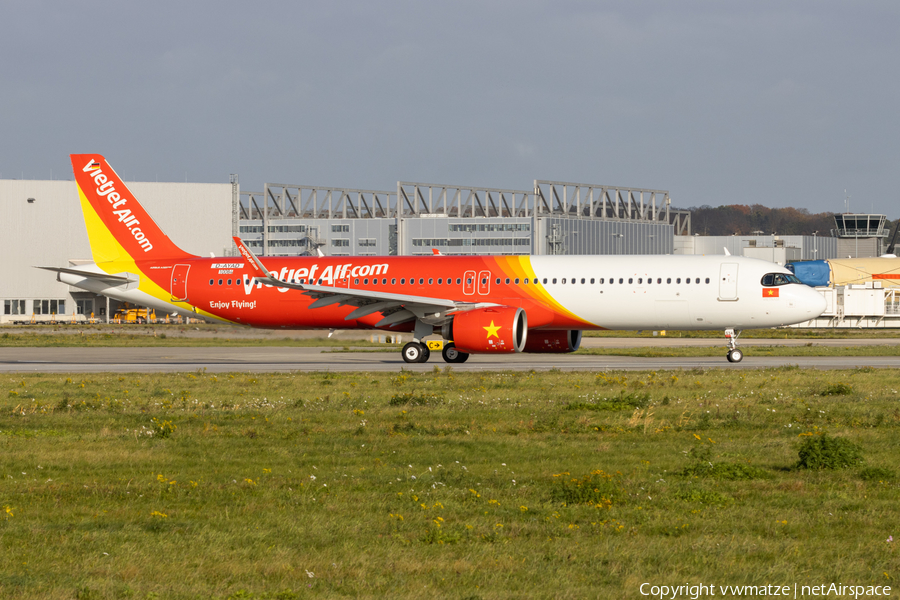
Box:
[171,264,190,302]
[718,263,738,301]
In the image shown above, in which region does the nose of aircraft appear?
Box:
[802,285,828,317]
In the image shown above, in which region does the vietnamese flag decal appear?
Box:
[763,288,779,298]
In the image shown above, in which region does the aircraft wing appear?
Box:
[36,266,138,285]
[232,236,479,327]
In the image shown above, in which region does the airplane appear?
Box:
[41,154,827,364]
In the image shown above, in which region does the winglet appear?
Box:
[432,248,443,256]
[723,247,731,256]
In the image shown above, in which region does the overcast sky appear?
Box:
[1,1,897,214]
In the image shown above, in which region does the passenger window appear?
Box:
[355,278,359,284]
[590,278,595,284]
[437,278,442,284]
[686,278,690,284]
[481,278,487,285]
[227,279,232,285]
[552,278,557,284]
[524,278,529,284]
[658,278,662,284]
[667,278,671,284]
[467,278,472,284]
[364,278,369,284]
[647,278,652,284]
[580,278,585,284]
[209,279,213,285]
[619,278,623,284]
[705,278,710,284]
[457,278,462,285]
[542,278,548,284]
[676,278,681,284]
[496,278,501,284]
[599,278,604,284]
[391,278,396,285]
[637,278,642,284]
[628,278,633,284]
[218,279,223,285]
[419,278,424,285]
[610,278,614,284]
[561,278,566,284]
[428,278,433,285]
[514,278,519,284]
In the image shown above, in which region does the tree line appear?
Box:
[685,204,895,237]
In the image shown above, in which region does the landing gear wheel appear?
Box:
[724,328,743,363]
[402,342,427,363]
[420,346,431,363]
[442,343,470,364]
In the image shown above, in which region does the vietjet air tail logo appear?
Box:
[81,158,153,252]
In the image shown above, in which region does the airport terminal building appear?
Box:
[238,180,687,257]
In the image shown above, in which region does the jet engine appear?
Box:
[446,306,527,354]
[522,329,582,353]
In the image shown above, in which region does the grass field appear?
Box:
[0,331,385,348]
[1,368,898,599]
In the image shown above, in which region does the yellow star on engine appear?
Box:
[484,320,501,339]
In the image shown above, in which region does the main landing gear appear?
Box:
[402,342,431,363]
[725,328,743,363]
[400,341,470,364]
[441,342,469,364]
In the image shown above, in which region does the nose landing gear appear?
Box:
[725,328,743,362]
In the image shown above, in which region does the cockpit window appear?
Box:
[761,273,802,286]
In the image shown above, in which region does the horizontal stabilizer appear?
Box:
[36,266,138,284]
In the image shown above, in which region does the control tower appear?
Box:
[832,213,889,258]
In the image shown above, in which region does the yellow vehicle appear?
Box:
[113,305,156,324]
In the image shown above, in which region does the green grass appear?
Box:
[1,368,899,598]
[0,331,387,348]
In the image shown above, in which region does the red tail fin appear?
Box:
[71,154,192,263]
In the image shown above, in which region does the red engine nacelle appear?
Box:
[449,306,527,354]
[522,330,583,353]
